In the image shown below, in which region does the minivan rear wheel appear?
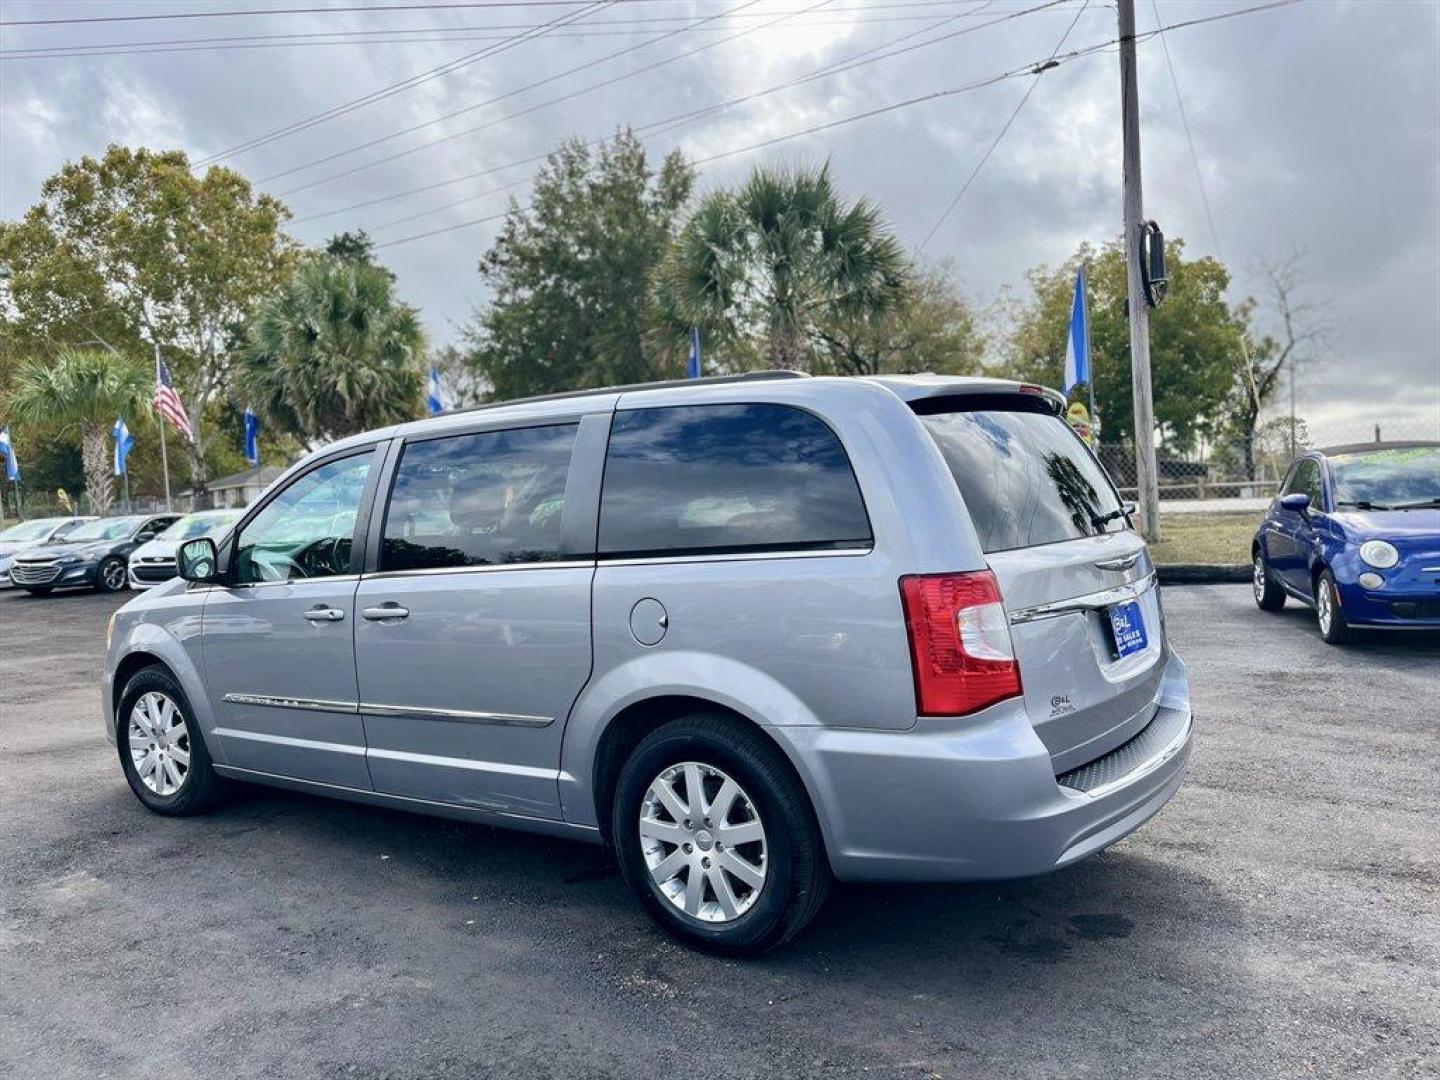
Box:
[612,714,829,954]
[117,666,226,815]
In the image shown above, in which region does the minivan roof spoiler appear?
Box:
[449,370,808,417]
[863,374,1066,415]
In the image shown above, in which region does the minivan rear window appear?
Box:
[920,407,1125,552]
[598,403,871,558]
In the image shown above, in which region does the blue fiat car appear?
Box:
[1252,441,1440,643]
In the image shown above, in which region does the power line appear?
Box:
[264,0,787,189]
[918,0,1088,250]
[192,0,615,165]
[0,1,1021,56]
[369,0,1301,249]
[377,37,1114,247]
[291,0,1068,222]
[271,0,987,194]
[0,0,674,28]
[1148,0,1221,259]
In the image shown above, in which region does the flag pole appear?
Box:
[1083,262,1097,442]
[155,343,173,512]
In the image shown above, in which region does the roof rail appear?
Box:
[446,370,809,417]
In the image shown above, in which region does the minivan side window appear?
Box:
[381,423,579,571]
[597,403,871,558]
[233,451,374,584]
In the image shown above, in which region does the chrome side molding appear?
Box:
[222,692,358,714]
[221,693,552,728]
[360,702,554,728]
[1008,572,1157,625]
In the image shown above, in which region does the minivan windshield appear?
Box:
[920,406,1126,552]
[1330,446,1440,509]
[63,517,143,543]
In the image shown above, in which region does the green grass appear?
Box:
[1149,511,1263,566]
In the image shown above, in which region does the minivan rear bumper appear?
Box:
[771,650,1192,883]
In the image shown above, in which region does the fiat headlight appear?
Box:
[1359,540,1399,569]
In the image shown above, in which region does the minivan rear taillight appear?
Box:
[899,571,1022,716]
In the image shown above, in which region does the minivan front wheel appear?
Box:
[118,666,226,815]
[612,714,829,954]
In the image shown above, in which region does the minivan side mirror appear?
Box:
[177,537,220,583]
[1278,493,1311,515]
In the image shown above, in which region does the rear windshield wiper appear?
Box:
[1090,503,1135,530]
[1389,498,1440,510]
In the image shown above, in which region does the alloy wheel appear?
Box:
[102,560,126,591]
[1317,583,1333,634]
[128,691,191,796]
[1252,557,1266,603]
[639,761,768,923]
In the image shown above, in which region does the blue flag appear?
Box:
[244,409,260,466]
[687,326,701,380]
[113,418,135,476]
[0,426,18,482]
[427,365,444,415]
[1063,265,1090,394]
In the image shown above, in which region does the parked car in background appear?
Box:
[128,510,244,590]
[1252,441,1440,643]
[104,372,1192,953]
[0,516,96,588]
[12,513,181,594]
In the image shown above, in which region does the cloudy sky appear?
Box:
[2,0,1437,442]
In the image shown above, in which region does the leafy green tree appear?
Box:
[1003,238,1247,449]
[810,263,983,377]
[324,230,379,265]
[466,129,694,400]
[6,350,151,513]
[0,145,297,503]
[659,163,908,372]
[237,256,425,445]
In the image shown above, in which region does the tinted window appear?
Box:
[921,408,1125,553]
[598,404,871,557]
[234,452,373,584]
[382,424,578,571]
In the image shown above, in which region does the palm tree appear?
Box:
[661,164,909,371]
[237,256,425,446]
[7,349,151,514]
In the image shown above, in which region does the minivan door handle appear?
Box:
[361,603,410,621]
[302,606,346,622]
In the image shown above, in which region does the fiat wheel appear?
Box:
[1253,553,1285,611]
[1316,570,1354,645]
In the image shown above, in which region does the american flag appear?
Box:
[153,352,194,442]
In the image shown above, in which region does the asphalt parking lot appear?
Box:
[1,584,1436,1080]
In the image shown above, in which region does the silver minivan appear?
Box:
[104,373,1192,952]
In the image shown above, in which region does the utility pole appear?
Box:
[1118,0,1161,542]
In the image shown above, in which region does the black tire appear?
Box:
[97,556,128,593]
[1316,570,1355,645]
[23,586,53,595]
[612,713,830,955]
[1252,552,1285,611]
[117,665,227,816]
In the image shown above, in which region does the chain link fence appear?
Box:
[1098,420,1438,508]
